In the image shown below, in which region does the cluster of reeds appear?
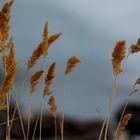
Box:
[0,1,80,140]
[98,38,140,140]
[1,0,140,140]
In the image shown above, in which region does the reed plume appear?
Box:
[128,38,140,55]
[0,0,14,43]
[27,22,48,70]
[27,43,44,70]
[48,95,57,140]
[27,23,61,70]
[48,95,57,118]
[42,22,48,57]
[0,41,17,98]
[48,33,62,47]
[30,70,44,93]
[112,40,126,75]
[134,77,140,86]
[43,62,56,96]
[65,56,80,75]
[117,113,132,138]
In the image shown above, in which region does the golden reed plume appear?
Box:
[65,56,80,75]
[30,70,44,94]
[1,40,17,99]
[42,22,48,57]
[117,113,132,138]
[48,95,57,118]
[48,32,62,47]
[0,0,14,43]
[27,43,44,70]
[27,22,61,70]
[112,41,126,75]
[129,38,140,55]
[43,62,56,96]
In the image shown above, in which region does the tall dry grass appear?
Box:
[0,0,140,140]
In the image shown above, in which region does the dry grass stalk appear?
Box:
[65,56,80,75]
[43,62,56,96]
[117,113,132,138]
[30,70,44,93]
[112,40,126,75]
[48,95,57,118]
[0,42,17,98]
[103,41,126,140]
[129,38,140,55]
[0,0,14,42]
[48,32,62,47]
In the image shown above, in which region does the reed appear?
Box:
[116,113,132,138]
[1,1,139,140]
[60,56,80,140]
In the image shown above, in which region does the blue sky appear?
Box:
[1,0,140,119]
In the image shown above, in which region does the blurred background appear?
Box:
[0,0,140,121]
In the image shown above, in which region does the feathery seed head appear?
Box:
[27,43,43,70]
[48,32,62,47]
[0,0,14,42]
[129,38,140,55]
[48,95,57,118]
[30,70,44,94]
[117,113,132,137]
[112,40,126,75]
[65,56,80,75]
[43,62,56,96]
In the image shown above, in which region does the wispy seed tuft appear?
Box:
[112,41,126,75]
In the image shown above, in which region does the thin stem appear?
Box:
[98,75,117,140]
[32,109,40,140]
[10,70,28,127]
[39,97,44,140]
[39,57,46,140]
[12,85,27,140]
[21,70,28,97]
[113,101,128,140]
[60,75,66,140]
[32,56,46,140]
[96,107,103,120]
[113,86,135,140]
[104,75,118,140]
[9,70,28,140]
[27,95,32,140]
[3,47,10,140]
[55,118,57,140]
[0,117,19,127]
[6,94,10,140]
[9,87,19,129]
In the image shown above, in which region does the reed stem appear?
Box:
[27,95,32,140]
[98,75,117,140]
[55,118,57,140]
[104,75,118,140]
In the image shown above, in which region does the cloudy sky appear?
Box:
[1,0,140,120]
